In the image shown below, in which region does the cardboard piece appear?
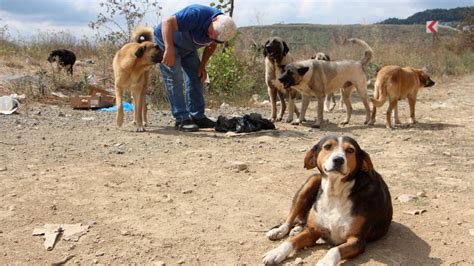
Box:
[32,224,61,250]
[70,85,115,109]
[89,85,114,97]
[32,223,89,250]
[70,95,115,109]
[62,223,89,241]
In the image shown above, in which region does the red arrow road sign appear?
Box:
[426,20,439,33]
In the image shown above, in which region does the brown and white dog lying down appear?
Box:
[369,65,435,129]
[263,37,302,123]
[277,38,373,128]
[113,26,163,132]
[263,135,392,265]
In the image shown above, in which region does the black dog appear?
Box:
[47,49,76,75]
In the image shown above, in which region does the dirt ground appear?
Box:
[0,74,473,265]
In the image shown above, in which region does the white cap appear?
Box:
[213,15,237,42]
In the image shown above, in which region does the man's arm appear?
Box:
[161,15,179,66]
[198,42,218,82]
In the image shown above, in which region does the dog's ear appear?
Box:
[359,149,374,174]
[135,46,146,58]
[277,64,286,70]
[263,40,269,57]
[304,146,318,170]
[283,41,289,55]
[325,55,331,61]
[419,72,435,87]
[304,139,325,171]
[297,66,309,76]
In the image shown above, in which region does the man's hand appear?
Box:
[162,47,175,67]
[161,15,178,67]
[198,63,207,83]
[198,43,217,83]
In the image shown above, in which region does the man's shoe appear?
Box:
[193,116,216,128]
[175,119,199,132]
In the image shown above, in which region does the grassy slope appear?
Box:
[237,24,472,72]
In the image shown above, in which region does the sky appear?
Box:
[0,0,472,39]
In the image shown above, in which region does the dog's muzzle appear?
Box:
[425,80,435,87]
[278,76,292,89]
[324,156,346,174]
[265,44,280,57]
[151,51,164,64]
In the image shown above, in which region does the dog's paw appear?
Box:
[266,223,290,240]
[311,123,321,129]
[275,117,283,122]
[289,224,304,236]
[316,259,337,266]
[324,103,336,113]
[409,118,416,124]
[367,120,375,126]
[395,120,402,125]
[291,119,302,125]
[135,127,146,132]
[316,247,340,266]
[262,242,293,265]
[285,117,293,123]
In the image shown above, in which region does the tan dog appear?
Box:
[311,52,344,113]
[263,37,301,123]
[278,38,373,128]
[113,26,163,132]
[263,135,392,265]
[368,65,435,129]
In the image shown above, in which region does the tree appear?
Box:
[89,0,162,43]
[0,18,8,41]
[210,0,234,17]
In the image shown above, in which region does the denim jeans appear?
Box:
[154,33,206,123]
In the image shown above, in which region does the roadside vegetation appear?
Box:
[0,3,472,108]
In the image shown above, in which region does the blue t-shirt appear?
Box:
[154,4,222,50]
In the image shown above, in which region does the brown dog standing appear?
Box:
[263,37,301,123]
[263,135,392,265]
[113,26,163,132]
[369,65,435,129]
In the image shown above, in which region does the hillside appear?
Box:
[238,24,433,52]
[234,23,472,88]
[378,6,472,25]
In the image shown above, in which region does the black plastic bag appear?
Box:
[215,113,275,133]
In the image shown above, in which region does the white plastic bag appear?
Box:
[0,95,20,114]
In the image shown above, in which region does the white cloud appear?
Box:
[1,0,472,39]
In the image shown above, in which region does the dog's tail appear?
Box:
[370,79,388,107]
[132,26,153,43]
[345,38,373,68]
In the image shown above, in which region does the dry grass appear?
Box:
[0,24,472,107]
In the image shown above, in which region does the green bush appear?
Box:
[206,44,265,105]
